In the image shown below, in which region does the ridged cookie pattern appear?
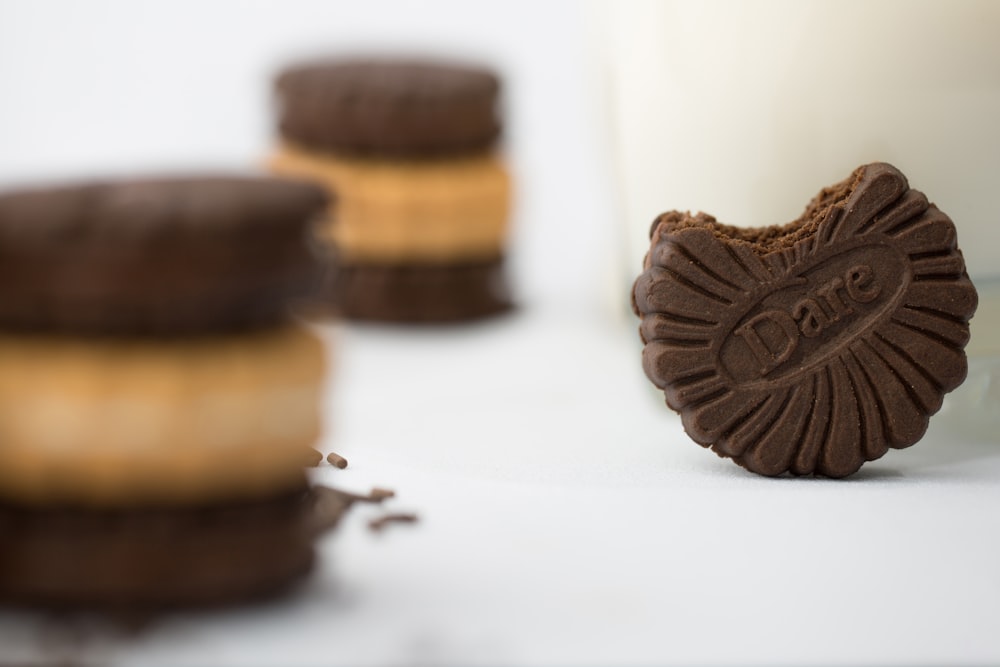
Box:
[633,163,977,477]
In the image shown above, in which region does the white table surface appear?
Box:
[2,304,998,666]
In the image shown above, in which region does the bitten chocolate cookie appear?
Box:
[633,163,977,477]
[275,59,500,156]
[0,176,327,335]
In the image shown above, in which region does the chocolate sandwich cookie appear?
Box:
[633,163,977,477]
[0,176,327,335]
[333,259,512,322]
[276,59,500,157]
[0,486,352,609]
[271,56,513,323]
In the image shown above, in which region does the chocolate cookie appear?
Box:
[333,258,513,322]
[0,486,350,609]
[632,163,977,477]
[0,176,328,335]
[275,59,501,156]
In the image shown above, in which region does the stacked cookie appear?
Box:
[0,176,339,608]
[270,59,513,322]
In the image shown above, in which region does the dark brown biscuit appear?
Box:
[332,258,512,323]
[632,163,977,477]
[275,59,501,156]
[0,486,352,610]
[0,176,328,335]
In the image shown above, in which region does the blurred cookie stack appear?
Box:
[0,177,344,608]
[270,58,513,322]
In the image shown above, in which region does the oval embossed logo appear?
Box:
[718,245,908,386]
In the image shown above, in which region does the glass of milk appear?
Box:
[598,0,1000,436]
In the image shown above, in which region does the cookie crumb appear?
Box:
[304,448,323,467]
[318,486,395,504]
[368,513,418,532]
[326,452,348,469]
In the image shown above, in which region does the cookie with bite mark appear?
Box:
[633,163,977,477]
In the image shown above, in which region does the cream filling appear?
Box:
[0,326,326,505]
[3,385,319,452]
[269,143,511,263]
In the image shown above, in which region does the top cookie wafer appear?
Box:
[275,59,501,156]
[632,163,977,477]
[0,176,328,335]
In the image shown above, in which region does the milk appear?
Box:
[600,0,1000,280]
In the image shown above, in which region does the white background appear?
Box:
[1,1,999,665]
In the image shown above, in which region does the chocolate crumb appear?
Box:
[368,513,418,533]
[326,452,348,469]
[315,486,396,504]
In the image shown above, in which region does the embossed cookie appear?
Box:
[632,163,977,477]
